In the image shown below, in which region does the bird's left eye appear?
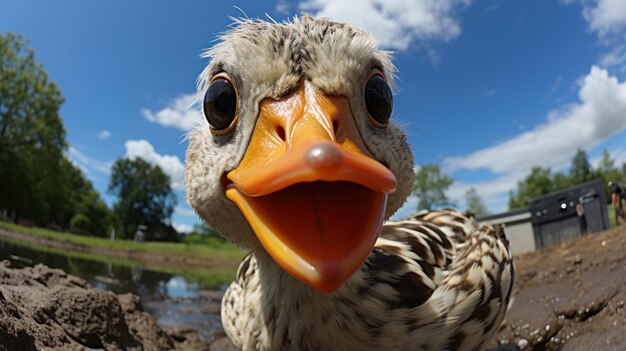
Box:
[365,74,393,128]
[204,76,238,135]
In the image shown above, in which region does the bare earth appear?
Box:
[488,225,625,351]
[0,226,623,350]
[0,262,212,351]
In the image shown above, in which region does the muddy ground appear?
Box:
[488,225,625,351]
[0,226,623,350]
[0,262,219,351]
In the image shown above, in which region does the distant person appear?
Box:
[576,200,587,234]
[609,181,626,226]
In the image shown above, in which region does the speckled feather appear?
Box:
[185,16,514,351]
[222,210,514,351]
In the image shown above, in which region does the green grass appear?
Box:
[608,204,616,228]
[0,221,245,263]
[0,232,238,287]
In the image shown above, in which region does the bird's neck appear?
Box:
[243,250,375,350]
[254,249,324,298]
[251,248,352,319]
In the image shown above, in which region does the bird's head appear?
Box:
[185,16,414,292]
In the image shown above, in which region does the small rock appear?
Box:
[517,338,528,348]
[573,254,582,265]
[177,306,195,314]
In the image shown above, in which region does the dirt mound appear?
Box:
[0,261,208,351]
[489,225,625,350]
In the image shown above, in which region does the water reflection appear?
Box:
[0,236,226,341]
[0,237,204,297]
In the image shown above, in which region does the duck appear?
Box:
[185,16,514,351]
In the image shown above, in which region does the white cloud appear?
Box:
[97,130,111,140]
[124,139,185,190]
[276,0,291,15]
[482,88,497,96]
[173,222,194,234]
[68,147,112,174]
[299,0,471,50]
[564,1,626,71]
[175,205,197,217]
[552,75,563,92]
[440,66,626,213]
[581,0,626,38]
[611,147,626,166]
[446,173,522,212]
[141,94,203,132]
[444,66,626,175]
[590,146,626,168]
[599,44,626,71]
[392,195,418,219]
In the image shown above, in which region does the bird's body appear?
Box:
[185,16,513,351]
[223,210,513,351]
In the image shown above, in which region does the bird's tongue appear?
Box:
[226,181,387,292]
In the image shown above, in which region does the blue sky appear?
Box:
[2,0,626,232]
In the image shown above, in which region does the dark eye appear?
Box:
[365,75,393,127]
[203,76,238,134]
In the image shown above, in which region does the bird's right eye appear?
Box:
[364,74,393,128]
[204,75,238,135]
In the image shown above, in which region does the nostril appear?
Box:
[220,173,230,190]
[276,126,286,142]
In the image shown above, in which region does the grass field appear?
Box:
[0,221,245,262]
[0,232,237,287]
[0,221,247,287]
[608,204,616,228]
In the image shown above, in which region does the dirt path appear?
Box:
[488,225,625,350]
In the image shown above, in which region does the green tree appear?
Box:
[509,166,554,209]
[595,149,623,202]
[412,164,454,211]
[108,158,177,241]
[569,148,592,185]
[0,32,110,233]
[596,149,622,181]
[0,33,66,224]
[552,172,571,191]
[464,187,488,216]
[61,160,110,236]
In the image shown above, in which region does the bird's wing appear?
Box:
[361,209,514,350]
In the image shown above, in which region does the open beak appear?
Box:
[225,81,396,292]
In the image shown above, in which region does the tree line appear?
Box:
[508,149,626,209]
[0,33,179,241]
[413,149,626,215]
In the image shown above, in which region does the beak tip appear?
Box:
[298,262,354,293]
[305,142,343,170]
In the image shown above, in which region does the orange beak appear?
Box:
[225,81,396,292]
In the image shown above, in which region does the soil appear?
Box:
[204,224,626,351]
[0,261,211,351]
[488,225,625,351]
[0,226,623,350]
